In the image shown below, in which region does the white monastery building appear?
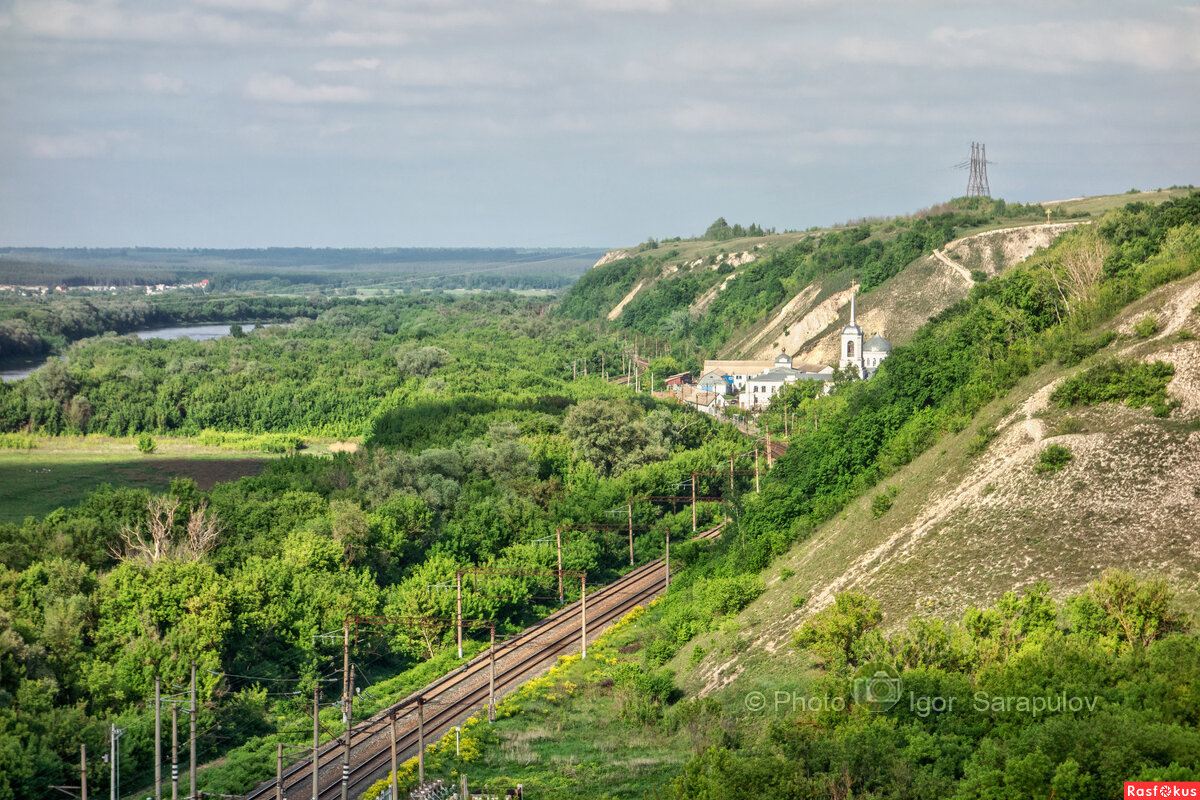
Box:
[839,290,891,380]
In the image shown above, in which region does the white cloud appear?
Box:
[0,13,12,29]
[667,101,783,133]
[383,57,528,88]
[835,18,1200,74]
[302,2,502,43]
[245,73,371,104]
[13,0,246,43]
[312,58,381,73]
[578,0,672,12]
[28,131,134,159]
[141,73,187,95]
[196,0,296,11]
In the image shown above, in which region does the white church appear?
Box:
[697,288,893,413]
[839,290,891,379]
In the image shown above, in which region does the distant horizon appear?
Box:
[4,185,1195,251]
[0,244,612,252]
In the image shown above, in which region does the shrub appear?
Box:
[1052,416,1086,436]
[136,433,156,454]
[1035,444,1073,474]
[966,424,998,456]
[643,638,677,667]
[0,433,36,450]
[1055,330,1117,366]
[871,493,893,518]
[970,269,988,283]
[1134,315,1160,338]
[871,486,899,518]
[1050,358,1177,417]
[780,567,795,581]
[614,664,676,725]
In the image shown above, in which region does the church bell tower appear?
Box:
[839,289,864,378]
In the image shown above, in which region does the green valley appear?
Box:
[2,190,1199,800]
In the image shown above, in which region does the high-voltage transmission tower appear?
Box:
[957,141,992,197]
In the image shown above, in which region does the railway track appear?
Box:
[246,522,726,800]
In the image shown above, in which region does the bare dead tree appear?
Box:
[181,501,222,561]
[1062,227,1110,300]
[1048,226,1110,316]
[114,496,180,565]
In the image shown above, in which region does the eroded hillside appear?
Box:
[746,222,1083,364]
[683,269,1200,697]
[584,217,1083,368]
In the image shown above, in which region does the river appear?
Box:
[0,322,258,382]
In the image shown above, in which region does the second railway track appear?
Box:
[246,522,726,800]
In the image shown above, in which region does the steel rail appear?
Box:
[245,522,725,800]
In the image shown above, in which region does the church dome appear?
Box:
[842,322,863,336]
[864,334,892,353]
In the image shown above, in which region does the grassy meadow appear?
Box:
[0,436,284,522]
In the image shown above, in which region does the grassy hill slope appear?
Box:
[684,269,1200,702]
[459,190,1200,799]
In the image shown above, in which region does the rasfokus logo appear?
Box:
[851,661,902,712]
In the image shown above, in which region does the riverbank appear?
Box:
[0,322,259,381]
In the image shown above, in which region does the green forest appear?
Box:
[2,193,1199,799]
[0,288,754,798]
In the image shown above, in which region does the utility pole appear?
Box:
[730,453,735,492]
[189,663,197,800]
[691,473,697,532]
[580,574,588,659]
[171,705,178,800]
[555,528,564,604]
[488,627,497,722]
[664,528,671,589]
[456,572,463,659]
[627,500,634,566]
[416,698,425,784]
[275,744,283,800]
[389,712,399,800]
[81,744,87,800]
[341,620,353,800]
[754,445,760,493]
[155,677,162,800]
[110,724,125,796]
[766,425,773,467]
[312,686,320,800]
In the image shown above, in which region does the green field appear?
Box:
[0,437,274,522]
[1044,187,1195,216]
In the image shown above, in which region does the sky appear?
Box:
[0,0,1197,248]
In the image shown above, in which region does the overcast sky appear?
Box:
[0,0,1197,248]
